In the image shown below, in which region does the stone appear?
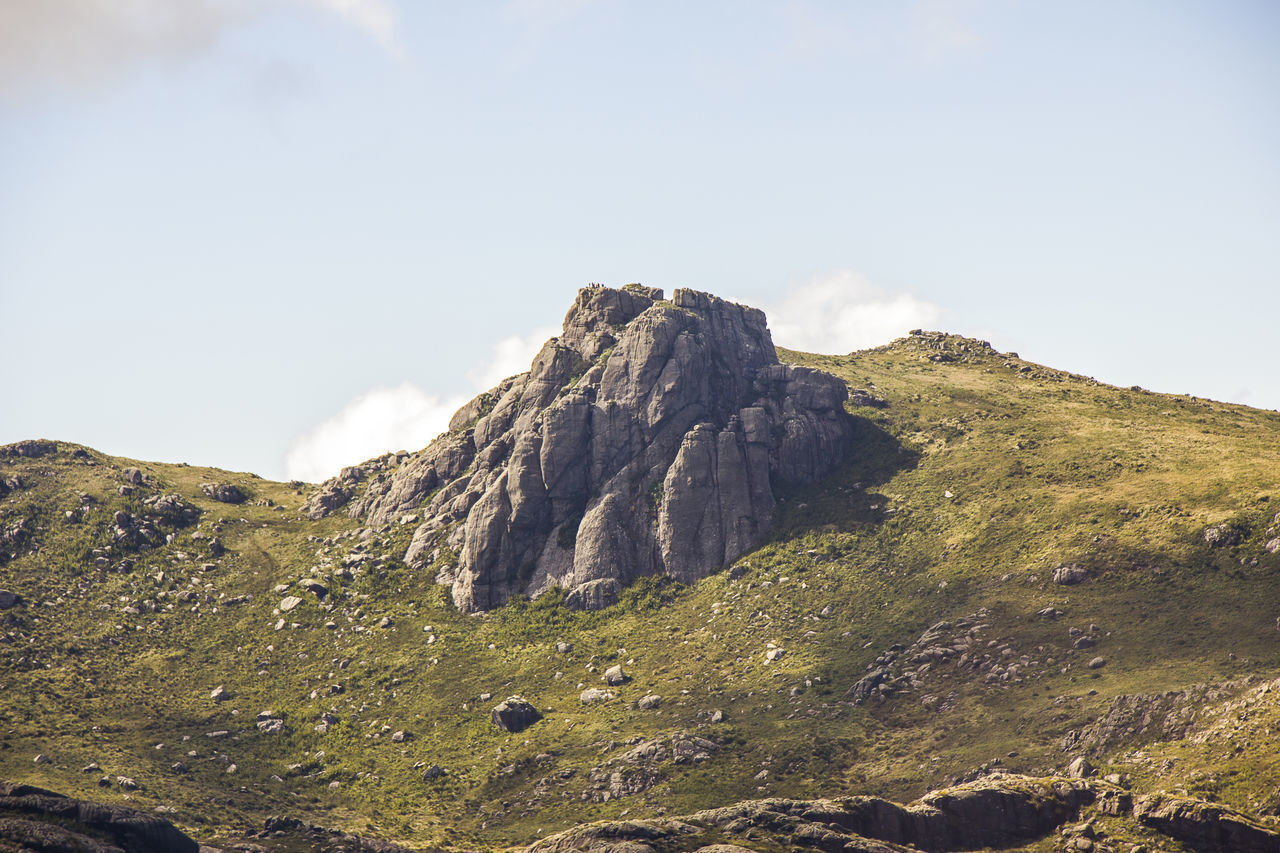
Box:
[1068,756,1095,778]
[491,696,541,732]
[122,467,145,485]
[422,763,446,780]
[565,578,621,611]
[279,596,303,612]
[210,685,230,702]
[0,590,21,609]
[1203,523,1242,547]
[1265,537,1280,554]
[391,730,407,743]
[200,483,247,503]
[1053,565,1090,585]
[580,688,614,705]
[556,641,573,654]
[307,286,857,613]
[637,694,662,710]
[1088,656,1107,669]
[299,578,328,598]
[604,664,628,685]
[765,648,786,662]
[2,439,56,458]
[257,719,285,734]
[710,709,724,723]
[33,753,51,764]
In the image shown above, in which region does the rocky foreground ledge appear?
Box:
[525,773,1280,853]
[5,774,1278,852]
[308,286,857,612]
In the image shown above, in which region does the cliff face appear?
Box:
[308,286,855,611]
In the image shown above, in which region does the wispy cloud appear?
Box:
[763,271,943,354]
[284,324,557,482]
[0,0,399,98]
[283,383,468,483]
[296,0,401,55]
[468,326,559,390]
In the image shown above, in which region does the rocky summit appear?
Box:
[307,286,855,612]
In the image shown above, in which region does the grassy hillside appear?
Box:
[2,331,1279,850]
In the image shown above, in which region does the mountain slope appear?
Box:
[2,318,1279,851]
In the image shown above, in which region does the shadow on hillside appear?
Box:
[772,414,920,535]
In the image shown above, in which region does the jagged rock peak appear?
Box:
[307,285,857,612]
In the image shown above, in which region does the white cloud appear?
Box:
[763,271,943,354]
[283,382,468,483]
[0,0,399,98]
[468,326,559,391]
[295,0,400,54]
[285,324,558,483]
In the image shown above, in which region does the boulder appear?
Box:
[1203,523,1242,547]
[491,696,541,732]
[580,688,614,705]
[201,483,247,504]
[122,467,144,485]
[308,287,857,613]
[1053,565,1090,585]
[279,596,303,612]
[604,664,629,686]
[0,590,21,609]
[1,439,56,458]
[1067,756,1095,778]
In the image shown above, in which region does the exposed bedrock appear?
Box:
[308,285,857,611]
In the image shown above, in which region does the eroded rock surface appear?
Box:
[309,286,856,611]
[0,781,199,853]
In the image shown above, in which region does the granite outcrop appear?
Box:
[307,286,857,611]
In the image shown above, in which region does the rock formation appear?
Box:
[308,286,856,611]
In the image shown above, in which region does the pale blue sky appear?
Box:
[2,1,1277,481]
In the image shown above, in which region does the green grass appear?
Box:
[3,331,1280,849]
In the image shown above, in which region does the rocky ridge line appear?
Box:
[307,286,856,612]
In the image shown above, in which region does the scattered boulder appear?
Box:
[210,685,230,702]
[1053,565,1090,585]
[201,483,247,504]
[122,467,145,485]
[637,694,662,710]
[556,641,574,654]
[1088,657,1107,669]
[604,664,629,685]
[1067,756,1095,778]
[280,596,304,612]
[580,688,614,705]
[0,590,21,609]
[299,578,329,598]
[491,696,541,732]
[1204,523,1243,548]
[565,578,621,611]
